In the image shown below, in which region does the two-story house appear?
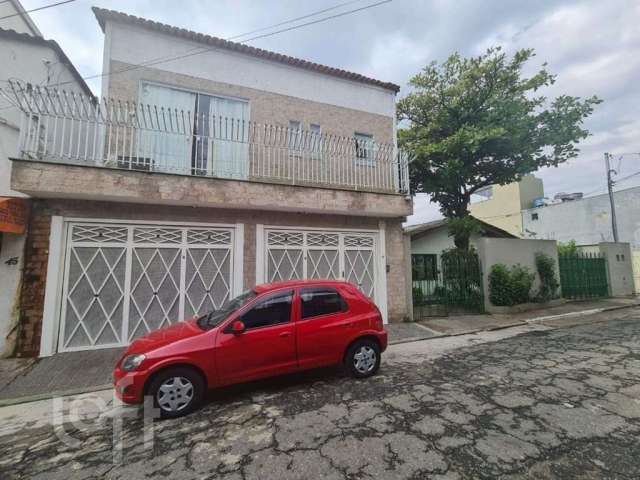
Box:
[0,0,93,357]
[8,8,412,357]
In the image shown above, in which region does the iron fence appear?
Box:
[412,250,484,314]
[2,80,410,195]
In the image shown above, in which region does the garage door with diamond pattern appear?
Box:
[264,228,378,301]
[59,222,235,352]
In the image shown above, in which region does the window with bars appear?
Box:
[411,254,438,281]
[288,120,302,152]
[354,132,374,166]
[310,123,322,160]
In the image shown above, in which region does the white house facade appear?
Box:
[8,8,412,357]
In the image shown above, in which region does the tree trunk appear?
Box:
[453,230,471,250]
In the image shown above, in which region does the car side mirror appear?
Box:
[231,320,246,335]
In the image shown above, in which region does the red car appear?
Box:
[114,280,387,418]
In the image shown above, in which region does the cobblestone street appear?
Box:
[1,311,639,479]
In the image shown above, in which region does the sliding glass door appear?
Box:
[139,83,197,174]
[139,82,249,179]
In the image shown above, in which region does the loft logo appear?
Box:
[52,389,160,464]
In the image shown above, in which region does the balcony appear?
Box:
[6,83,410,216]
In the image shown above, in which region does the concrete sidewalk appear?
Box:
[416,297,639,337]
[0,348,123,406]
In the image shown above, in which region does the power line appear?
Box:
[52,0,392,88]
[614,170,640,185]
[232,0,392,43]
[227,0,364,41]
[0,0,77,21]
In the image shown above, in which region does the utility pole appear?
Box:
[604,152,619,242]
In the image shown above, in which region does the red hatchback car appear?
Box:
[114,280,387,418]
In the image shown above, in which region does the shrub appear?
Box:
[489,263,535,306]
[534,252,560,302]
[558,240,578,256]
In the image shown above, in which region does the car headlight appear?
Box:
[121,354,146,372]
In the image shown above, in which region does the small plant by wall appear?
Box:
[534,252,560,302]
[557,240,578,256]
[488,263,535,306]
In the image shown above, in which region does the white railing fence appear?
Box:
[3,81,410,195]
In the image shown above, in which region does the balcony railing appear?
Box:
[4,81,410,195]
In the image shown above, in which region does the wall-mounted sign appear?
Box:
[0,197,30,234]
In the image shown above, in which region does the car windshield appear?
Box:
[197,290,258,330]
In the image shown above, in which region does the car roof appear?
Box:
[254,279,355,293]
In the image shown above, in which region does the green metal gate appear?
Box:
[412,250,484,315]
[558,253,609,299]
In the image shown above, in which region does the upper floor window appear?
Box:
[139,82,249,178]
[289,120,302,150]
[354,132,374,166]
[310,123,322,160]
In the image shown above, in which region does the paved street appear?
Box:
[1,310,640,479]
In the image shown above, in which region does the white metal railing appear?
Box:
[4,81,410,195]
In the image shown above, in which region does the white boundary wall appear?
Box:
[475,238,560,313]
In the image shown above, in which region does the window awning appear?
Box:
[0,197,30,234]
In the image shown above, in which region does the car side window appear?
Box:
[240,291,293,330]
[300,288,348,320]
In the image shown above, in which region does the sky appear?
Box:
[9,0,640,224]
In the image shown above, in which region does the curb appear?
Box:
[525,303,640,324]
[0,384,113,408]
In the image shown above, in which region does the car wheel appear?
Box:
[147,367,205,419]
[345,339,381,378]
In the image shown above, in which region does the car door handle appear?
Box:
[279,332,292,338]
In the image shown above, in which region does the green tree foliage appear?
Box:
[398,47,601,249]
[557,240,578,256]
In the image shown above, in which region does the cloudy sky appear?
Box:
[11,0,640,223]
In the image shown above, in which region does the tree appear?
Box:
[398,47,601,249]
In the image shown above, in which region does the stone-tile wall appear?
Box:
[16,209,50,357]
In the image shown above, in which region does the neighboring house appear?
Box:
[0,1,92,357]
[8,8,412,357]
[406,217,515,276]
[469,175,544,237]
[522,185,640,292]
[0,0,42,36]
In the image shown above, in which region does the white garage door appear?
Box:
[261,228,380,302]
[58,222,236,352]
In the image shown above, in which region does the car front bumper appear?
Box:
[113,367,147,404]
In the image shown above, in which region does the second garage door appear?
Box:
[260,227,381,304]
